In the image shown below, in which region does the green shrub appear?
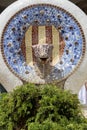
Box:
[35,85,81,123]
[0,84,39,130]
[0,83,86,130]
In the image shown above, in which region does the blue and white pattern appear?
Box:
[1,5,85,83]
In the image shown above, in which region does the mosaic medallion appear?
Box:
[1,4,85,84]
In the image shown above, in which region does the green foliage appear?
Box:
[35,85,81,123]
[0,83,87,130]
[0,84,39,130]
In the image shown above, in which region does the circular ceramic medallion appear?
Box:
[1,4,85,84]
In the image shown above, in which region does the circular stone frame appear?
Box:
[1,4,86,84]
[0,0,87,92]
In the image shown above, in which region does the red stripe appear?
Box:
[32,26,38,45]
[46,26,52,44]
[21,36,26,60]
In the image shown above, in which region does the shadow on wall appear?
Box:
[70,0,87,14]
[0,84,7,93]
[0,0,16,13]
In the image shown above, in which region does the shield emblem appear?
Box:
[21,25,65,66]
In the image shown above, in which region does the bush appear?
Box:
[0,84,87,130]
